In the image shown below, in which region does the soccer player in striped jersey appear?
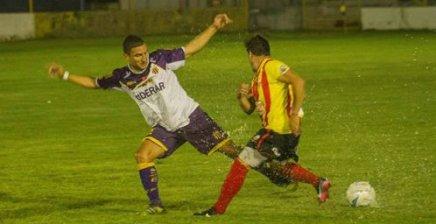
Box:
[195,35,331,216]
[48,15,299,215]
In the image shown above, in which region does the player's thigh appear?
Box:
[135,139,166,163]
[249,129,299,162]
[146,125,187,158]
[182,107,229,155]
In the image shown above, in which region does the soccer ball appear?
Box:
[346,181,376,207]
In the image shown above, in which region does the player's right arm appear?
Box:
[237,83,255,114]
[183,14,232,58]
[48,63,97,89]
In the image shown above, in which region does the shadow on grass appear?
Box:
[0,191,144,220]
[164,199,192,210]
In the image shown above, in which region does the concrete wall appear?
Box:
[121,0,237,10]
[254,7,301,30]
[302,1,361,30]
[362,7,436,30]
[0,7,246,41]
[0,13,35,40]
[249,0,362,31]
[33,7,247,38]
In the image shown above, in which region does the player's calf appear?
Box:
[254,160,294,186]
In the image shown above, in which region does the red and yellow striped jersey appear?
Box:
[251,58,293,134]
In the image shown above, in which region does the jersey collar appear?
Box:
[127,62,151,75]
[256,57,272,74]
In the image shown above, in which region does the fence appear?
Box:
[0,7,247,41]
[34,7,247,38]
[249,0,436,30]
[362,6,436,29]
[1,1,436,41]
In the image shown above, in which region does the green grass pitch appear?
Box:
[0,31,435,224]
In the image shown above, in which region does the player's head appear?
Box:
[244,35,270,71]
[123,35,149,71]
[245,35,270,56]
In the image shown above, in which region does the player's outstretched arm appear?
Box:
[48,63,97,89]
[184,13,232,58]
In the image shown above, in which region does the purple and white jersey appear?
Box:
[95,48,199,131]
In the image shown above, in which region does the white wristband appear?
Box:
[62,71,70,81]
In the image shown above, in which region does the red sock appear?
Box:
[213,159,249,214]
[283,163,319,187]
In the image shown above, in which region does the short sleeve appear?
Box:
[95,69,123,89]
[265,60,290,81]
[150,48,185,71]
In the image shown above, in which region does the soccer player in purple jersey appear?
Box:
[48,14,295,214]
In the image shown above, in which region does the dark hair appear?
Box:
[123,35,144,54]
[244,35,270,56]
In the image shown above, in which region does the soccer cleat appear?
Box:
[147,204,166,214]
[317,178,331,203]
[193,207,219,217]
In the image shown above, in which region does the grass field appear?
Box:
[0,31,435,224]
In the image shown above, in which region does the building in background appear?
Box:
[247,0,436,30]
[0,0,435,41]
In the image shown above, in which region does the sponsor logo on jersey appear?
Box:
[134,82,165,100]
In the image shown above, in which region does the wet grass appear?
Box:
[0,31,435,224]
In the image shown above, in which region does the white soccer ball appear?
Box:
[346,181,376,207]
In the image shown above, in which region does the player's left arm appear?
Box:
[277,70,305,134]
[183,14,232,58]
